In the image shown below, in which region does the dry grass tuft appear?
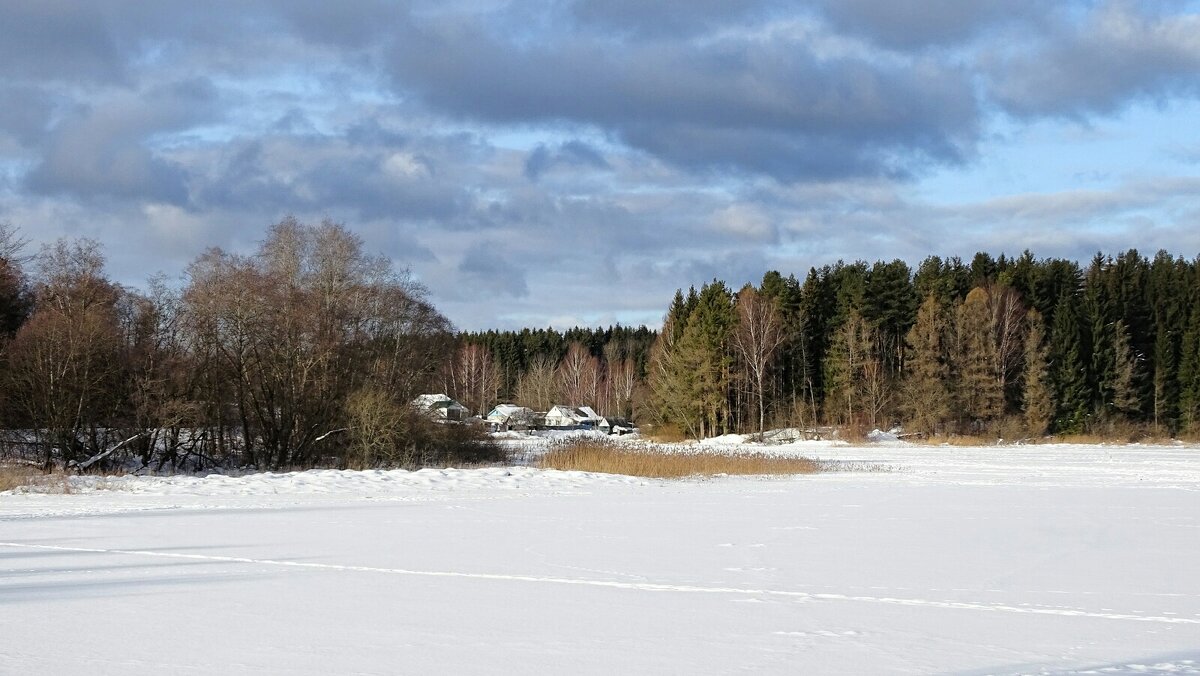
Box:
[0,465,40,492]
[0,465,73,493]
[642,424,689,443]
[939,435,996,447]
[538,438,821,478]
[1052,433,1111,445]
[1172,428,1200,443]
[835,423,872,444]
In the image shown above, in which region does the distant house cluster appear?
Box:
[411,395,632,435]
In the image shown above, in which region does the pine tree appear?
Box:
[1178,308,1200,434]
[901,294,950,434]
[863,259,917,375]
[799,267,835,411]
[1022,310,1053,436]
[952,288,1003,430]
[644,314,702,438]
[824,308,873,426]
[682,281,735,437]
[1110,319,1141,419]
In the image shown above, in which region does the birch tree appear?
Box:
[732,285,786,435]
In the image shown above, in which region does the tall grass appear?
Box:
[0,465,72,493]
[538,438,821,478]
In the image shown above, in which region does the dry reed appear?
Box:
[0,465,72,493]
[538,439,821,478]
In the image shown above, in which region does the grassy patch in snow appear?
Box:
[0,465,75,493]
[537,438,822,478]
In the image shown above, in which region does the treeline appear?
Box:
[442,326,656,419]
[0,219,502,472]
[645,251,1200,440]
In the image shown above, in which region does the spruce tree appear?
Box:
[1050,292,1089,433]
[1084,256,1115,414]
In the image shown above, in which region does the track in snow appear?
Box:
[4,540,1195,626]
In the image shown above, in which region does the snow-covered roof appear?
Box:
[413,394,467,412]
[547,405,604,423]
[487,404,533,421]
[546,405,585,420]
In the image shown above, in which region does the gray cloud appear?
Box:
[524,141,610,180]
[813,0,1043,49]
[24,78,219,204]
[0,84,54,148]
[0,2,126,84]
[1,0,1199,331]
[986,2,1200,117]
[570,0,781,37]
[388,16,980,180]
[457,242,529,299]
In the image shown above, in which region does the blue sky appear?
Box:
[1,1,1198,330]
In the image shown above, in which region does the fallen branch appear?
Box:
[69,432,151,472]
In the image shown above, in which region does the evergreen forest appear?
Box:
[642,251,1200,440]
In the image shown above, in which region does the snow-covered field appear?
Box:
[3,442,1200,674]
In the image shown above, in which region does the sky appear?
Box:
[1,1,1198,330]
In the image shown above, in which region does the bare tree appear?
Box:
[984,283,1027,393]
[180,218,451,469]
[445,343,501,416]
[5,239,123,467]
[731,286,786,435]
[517,354,558,412]
[556,342,596,405]
[607,356,637,419]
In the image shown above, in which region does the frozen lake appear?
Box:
[3,443,1199,674]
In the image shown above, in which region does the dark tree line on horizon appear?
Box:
[644,250,1200,440]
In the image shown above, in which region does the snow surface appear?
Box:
[3,443,1200,674]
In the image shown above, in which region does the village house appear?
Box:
[411,394,470,422]
[485,404,536,432]
[544,405,604,429]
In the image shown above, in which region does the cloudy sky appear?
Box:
[2,1,1199,330]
